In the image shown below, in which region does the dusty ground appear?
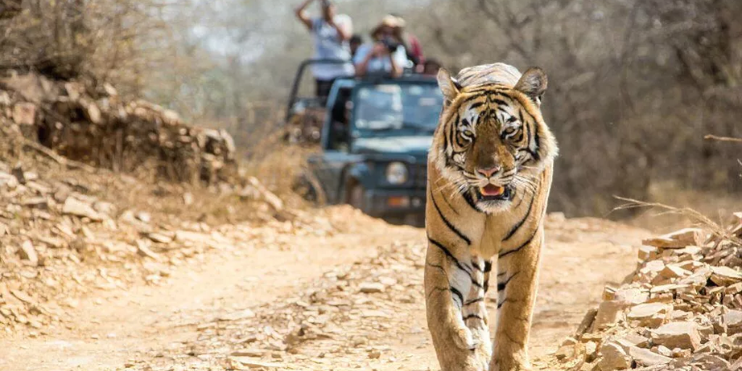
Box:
[0,206,650,371]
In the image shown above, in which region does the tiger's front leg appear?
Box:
[425,241,489,371]
[489,229,543,371]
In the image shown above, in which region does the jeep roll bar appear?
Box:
[285,59,351,122]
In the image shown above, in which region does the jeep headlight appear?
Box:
[386,162,408,185]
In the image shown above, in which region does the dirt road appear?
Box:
[0,208,649,371]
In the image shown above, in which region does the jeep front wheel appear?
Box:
[348,184,366,212]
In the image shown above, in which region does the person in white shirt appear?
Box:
[353,16,410,78]
[295,0,354,98]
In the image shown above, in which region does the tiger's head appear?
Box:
[430,64,558,214]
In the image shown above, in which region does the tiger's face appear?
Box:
[432,67,557,214]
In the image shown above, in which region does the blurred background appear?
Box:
[1,0,740,219]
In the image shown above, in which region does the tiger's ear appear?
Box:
[437,68,461,103]
[514,67,547,105]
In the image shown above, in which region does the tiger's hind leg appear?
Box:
[489,229,543,371]
[425,241,489,371]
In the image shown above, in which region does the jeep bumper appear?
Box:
[363,189,426,218]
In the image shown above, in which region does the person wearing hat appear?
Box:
[295,0,354,99]
[389,14,424,70]
[352,16,410,78]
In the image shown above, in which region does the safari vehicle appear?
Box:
[287,60,443,225]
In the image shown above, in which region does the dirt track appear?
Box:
[0,208,649,371]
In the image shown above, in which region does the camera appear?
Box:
[381,37,400,52]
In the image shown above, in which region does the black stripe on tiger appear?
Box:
[471,260,483,272]
[497,272,519,292]
[462,191,479,211]
[493,98,509,107]
[450,286,464,306]
[465,297,484,305]
[519,108,541,162]
[498,227,539,259]
[432,193,471,245]
[428,237,473,275]
[463,314,484,321]
[502,193,535,242]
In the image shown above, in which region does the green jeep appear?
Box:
[287,60,443,226]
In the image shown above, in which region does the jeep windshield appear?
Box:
[353,83,443,134]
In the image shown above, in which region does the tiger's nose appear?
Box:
[477,166,500,178]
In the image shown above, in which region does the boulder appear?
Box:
[651,321,702,351]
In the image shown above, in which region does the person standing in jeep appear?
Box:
[295,0,354,100]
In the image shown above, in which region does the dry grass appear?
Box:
[614,196,742,245]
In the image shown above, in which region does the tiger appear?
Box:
[424,63,558,371]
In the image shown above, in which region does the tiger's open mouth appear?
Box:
[476,184,513,202]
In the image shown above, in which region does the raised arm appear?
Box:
[294,0,314,30]
[326,17,350,41]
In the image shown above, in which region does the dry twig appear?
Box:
[704,135,742,143]
[21,138,98,173]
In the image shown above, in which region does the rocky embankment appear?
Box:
[1,73,237,184]
[555,215,742,370]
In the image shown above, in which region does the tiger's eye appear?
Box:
[462,129,474,137]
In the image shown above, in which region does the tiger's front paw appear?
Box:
[490,358,532,371]
[452,325,477,350]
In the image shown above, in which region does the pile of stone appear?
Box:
[557,215,742,370]
[0,73,237,185]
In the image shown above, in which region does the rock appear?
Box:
[62,197,103,221]
[183,192,194,206]
[359,282,385,294]
[11,289,34,304]
[12,102,36,125]
[724,310,742,335]
[627,346,671,366]
[22,197,48,209]
[660,264,691,279]
[135,212,151,223]
[710,266,742,286]
[247,177,284,212]
[230,357,283,369]
[555,344,575,361]
[18,240,38,266]
[585,341,598,362]
[593,300,627,330]
[575,308,597,336]
[642,228,703,248]
[231,349,264,357]
[627,303,670,328]
[218,309,255,321]
[93,201,117,216]
[620,333,650,348]
[692,354,731,369]
[11,164,25,184]
[368,349,382,359]
[651,321,701,351]
[598,341,631,370]
[614,288,648,305]
[147,232,174,244]
[638,246,658,261]
[135,240,160,260]
[655,345,672,357]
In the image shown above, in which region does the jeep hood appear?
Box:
[352,136,433,156]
